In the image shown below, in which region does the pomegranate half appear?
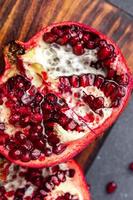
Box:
[0,22,132,167]
[0,158,90,200]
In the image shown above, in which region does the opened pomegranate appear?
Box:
[0,158,90,200]
[0,22,132,167]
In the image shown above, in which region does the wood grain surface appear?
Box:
[0,0,133,171]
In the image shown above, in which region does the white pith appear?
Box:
[1,161,84,200]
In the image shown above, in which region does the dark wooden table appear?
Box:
[0,0,133,172]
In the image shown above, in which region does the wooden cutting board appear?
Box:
[0,0,133,171]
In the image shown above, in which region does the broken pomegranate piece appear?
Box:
[0,158,90,200]
[0,22,132,167]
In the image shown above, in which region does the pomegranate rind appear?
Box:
[0,21,133,168]
[0,158,91,200]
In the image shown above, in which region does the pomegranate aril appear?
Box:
[5,140,16,150]
[51,175,60,186]
[58,113,69,126]
[31,113,43,123]
[15,131,26,142]
[31,176,43,187]
[101,81,116,97]
[9,114,20,125]
[36,139,46,150]
[94,75,104,88]
[69,37,79,46]
[57,170,66,182]
[88,73,95,86]
[106,181,117,194]
[0,186,5,195]
[115,73,129,86]
[69,75,80,88]
[44,147,52,156]
[21,93,34,105]
[107,68,116,79]
[111,99,120,107]
[35,93,43,103]
[0,133,9,145]
[117,86,126,98]
[30,149,41,160]
[9,148,22,160]
[21,139,33,151]
[15,188,25,197]
[30,132,41,142]
[67,169,75,178]
[93,97,104,110]
[43,32,57,43]
[48,134,60,145]
[82,33,90,43]
[129,162,133,171]
[21,149,31,162]
[53,143,66,155]
[73,43,85,55]
[51,27,64,37]
[85,40,95,49]
[45,93,57,104]
[56,35,69,45]
[83,94,94,104]
[80,74,89,87]
[98,45,113,60]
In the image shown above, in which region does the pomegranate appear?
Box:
[0,158,90,200]
[0,22,132,167]
[106,181,117,194]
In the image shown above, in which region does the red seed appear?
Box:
[9,148,22,160]
[69,75,80,88]
[21,149,31,162]
[87,74,95,86]
[115,73,129,86]
[43,32,57,43]
[56,35,70,45]
[51,175,60,186]
[97,44,114,60]
[21,139,33,151]
[107,69,116,79]
[93,97,104,110]
[69,37,79,46]
[80,74,89,87]
[67,169,75,178]
[0,133,9,145]
[94,75,104,88]
[129,162,133,171]
[31,149,41,160]
[53,143,66,155]
[44,147,52,156]
[15,131,26,142]
[82,33,90,43]
[86,40,95,49]
[106,181,117,194]
[102,81,116,97]
[73,43,85,55]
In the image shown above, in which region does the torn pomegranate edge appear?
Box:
[0,158,91,200]
[0,21,133,168]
